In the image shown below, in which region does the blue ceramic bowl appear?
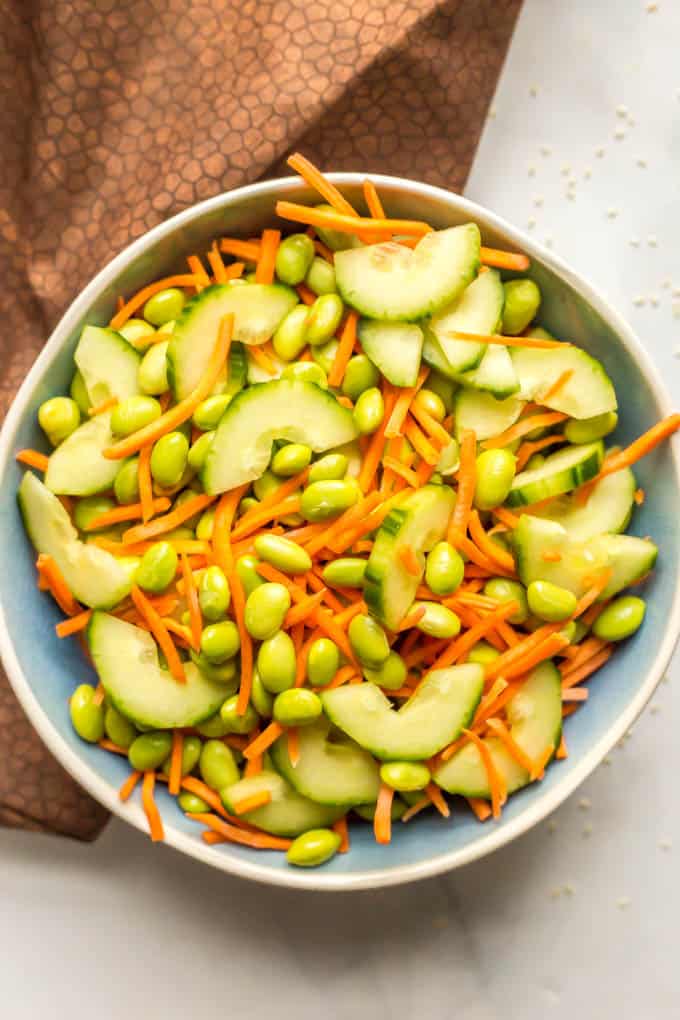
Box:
[1,175,678,890]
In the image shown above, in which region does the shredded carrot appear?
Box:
[219,237,261,262]
[415,460,436,486]
[529,744,554,781]
[232,789,273,815]
[36,554,80,616]
[329,489,411,555]
[541,550,562,563]
[556,734,568,759]
[577,413,680,489]
[287,727,300,767]
[243,721,284,760]
[110,275,198,330]
[296,283,317,306]
[123,492,216,545]
[98,739,128,755]
[287,152,361,219]
[254,228,280,285]
[408,403,451,449]
[188,811,292,851]
[542,369,574,401]
[480,246,530,272]
[500,632,570,682]
[467,797,492,821]
[284,589,327,628]
[276,201,431,239]
[55,609,92,638]
[248,343,278,375]
[141,771,164,842]
[562,687,589,702]
[445,329,565,349]
[428,601,520,673]
[167,730,184,796]
[206,243,228,283]
[180,554,202,651]
[468,511,516,573]
[574,569,613,617]
[230,469,309,540]
[187,254,210,290]
[560,636,607,677]
[327,311,358,388]
[131,584,185,682]
[333,816,350,852]
[305,491,382,557]
[486,717,534,772]
[381,456,420,488]
[243,732,264,777]
[87,396,119,416]
[398,605,427,630]
[15,449,49,471]
[384,365,429,438]
[425,783,450,818]
[363,178,386,219]
[482,411,569,449]
[228,571,252,716]
[561,646,613,688]
[137,443,154,523]
[374,782,394,844]
[119,770,142,802]
[447,429,476,546]
[515,434,565,471]
[356,388,398,492]
[85,496,171,531]
[401,796,430,823]
[634,487,645,505]
[463,729,507,818]
[307,570,345,612]
[212,483,248,574]
[162,618,193,647]
[313,238,335,262]
[397,544,421,578]
[403,417,440,465]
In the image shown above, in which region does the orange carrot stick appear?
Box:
[384,365,429,438]
[131,584,185,682]
[481,411,569,450]
[467,797,492,821]
[480,246,530,272]
[110,275,198,330]
[401,796,431,823]
[243,721,284,760]
[447,429,476,545]
[327,311,358,388]
[254,228,280,285]
[374,782,394,844]
[188,811,292,851]
[87,395,120,416]
[463,729,507,818]
[168,731,184,796]
[425,783,450,818]
[515,433,565,471]
[231,790,272,815]
[36,554,80,616]
[363,179,386,219]
[398,544,421,577]
[119,770,142,802]
[284,589,327,628]
[180,554,202,651]
[287,152,361,219]
[229,571,252,716]
[276,201,431,238]
[468,510,516,573]
[287,727,300,767]
[123,492,216,545]
[230,468,309,540]
[403,417,440,465]
[55,609,92,638]
[560,646,613,688]
[219,238,261,262]
[142,771,164,842]
[542,370,574,401]
[333,816,350,852]
[207,243,228,283]
[84,496,171,531]
[15,449,49,471]
[212,483,248,575]
[427,600,520,672]
[137,444,154,523]
[408,403,451,449]
[485,717,534,772]
[578,413,680,489]
[445,329,565,349]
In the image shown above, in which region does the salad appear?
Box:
[15,154,680,869]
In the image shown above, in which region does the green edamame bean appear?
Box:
[467,641,501,666]
[195,713,231,738]
[305,256,337,295]
[322,557,366,588]
[187,431,214,473]
[253,469,284,502]
[104,705,137,749]
[200,620,241,663]
[236,497,258,520]
[287,828,341,868]
[271,443,312,477]
[73,495,115,532]
[308,453,348,483]
[281,360,328,388]
[191,650,238,687]
[307,638,340,687]
[593,596,646,641]
[273,688,323,727]
[199,739,240,790]
[305,293,344,346]
[474,448,516,510]
[257,630,297,693]
[143,287,185,326]
[150,431,189,488]
[69,685,105,743]
[273,305,310,362]
[559,620,577,644]
[414,601,461,639]
[354,387,384,435]
[348,614,390,668]
[38,396,81,446]
[178,791,210,814]
[425,542,464,596]
[195,506,215,541]
[128,731,172,771]
[436,439,460,477]
[525,453,546,471]
[251,670,274,717]
[311,339,339,375]
[300,479,359,521]
[245,582,291,640]
[342,354,379,401]
[161,735,202,777]
[379,761,430,793]
[275,233,315,286]
[564,411,618,444]
[171,488,203,529]
[571,620,590,644]
[135,541,178,593]
[314,204,358,251]
[527,580,577,622]
[114,457,140,504]
[237,554,264,596]
[192,394,231,432]
[363,650,407,691]
[199,565,231,621]
[111,395,161,438]
[138,339,169,395]
[501,278,541,335]
[483,578,529,624]
[219,695,259,735]
[254,534,312,575]
[354,799,407,822]
[412,388,446,423]
[426,371,456,414]
[119,318,154,346]
[70,371,91,415]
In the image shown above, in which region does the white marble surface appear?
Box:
[2,2,679,1017]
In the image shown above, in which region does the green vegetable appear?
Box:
[144,287,186,326]
[219,695,259,734]
[501,278,541,335]
[280,360,328,387]
[252,469,283,503]
[483,577,529,624]
[195,714,231,738]
[527,579,578,622]
[150,431,189,487]
[128,731,173,771]
[379,761,430,792]
[412,388,446,423]
[363,650,407,690]
[192,394,231,431]
[250,670,274,717]
[70,371,91,415]
[69,684,105,743]
[353,386,384,435]
[322,557,367,588]
[198,565,231,621]
[191,651,237,687]
[188,431,214,472]
[178,791,210,813]
[425,372,456,413]
[466,640,500,666]
[245,582,290,640]
[271,443,312,477]
[196,506,216,541]
[474,448,516,510]
[73,495,115,533]
[273,305,310,361]
[200,620,240,663]
[273,688,323,726]
[253,533,312,575]
[138,340,169,395]
[342,354,380,400]
[161,735,202,777]
[305,256,337,295]
[425,541,464,595]
[593,595,646,641]
[348,614,390,668]
[236,554,264,596]
[308,453,348,482]
[257,630,297,693]
[275,233,315,286]
[286,828,341,868]
[199,739,240,790]
[300,479,359,521]
[135,541,178,593]
[119,318,153,345]
[38,396,81,446]
[310,338,338,375]
[306,293,344,345]
[564,411,618,444]
[114,458,140,505]
[414,601,461,639]
[307,638,340,687]
[104,704,137,748]
[238,496,259,517]
[110,395,161,438]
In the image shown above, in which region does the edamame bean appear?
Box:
[253,469,284,502]
[257,630,297,693]
[474,448,516,510]
[354,799,407,822]
[425,541,464,596]
[467,641,501,666]
[305,256,337,295]
[363,650,407,690]
[104,705,137,749]
[238,496,260,516]
[143,287,185,326]
[342,354,379,401]
[199,739,240,790]
[525,453,546,471]
[128,731,173,771]
[286,828,341,868]
[191,650,238,687]
[300,479,359,521]
[414,601,461,639]
[250,670,274,717]
[527,580,577,622]
[111,395,161,437]
[73,495,115,532]
[254,534,312,575]
[322,557,367,588]
[138,339,169,395]
[425,371,456,414]
[308,453,348,483]
[172,489,203,529]
[219,695,259,735]
[348,614,390,668]
[305,293,344,346]
[354,387,384,435]
[187,431,214,473]
[273,305,310,362]
[70,370,91,415]
[412,388,446,423]
[200,620,241,663]
[119,318,154,346]
[114,457,140,504]
[135,541,178,593]
[593,596,646,641]
[311,339,338,375]
[38,396,81,446]
[69,685,105,743]
[199,565,231,621]
[281,360,328,388]
[501,278,541,335]
[161,735,202,777]
[559,620,577,644]
[245,582,291,640]
[178,791,210,814]
[483,578,529,624]
[314,204,358,251]
[192,394,231,432]
[150,431,189,487]
[379,761,430,792]
[274,233,315,286]
[194,506,215,542]
[237,554,264,596]
[271,443,312,477]
[195,713,231,738]
[307,638,340,687]
[564,411,618,445]
[273,688,323,727]
[571,620,590,644]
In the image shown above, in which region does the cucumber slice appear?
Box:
[433,661,562,798]
[364,484,455,629]
[18,473,136,609]
[422,332,459,380]
[44,411,120,496]
[246,347,285,383]
[74,325,141,405]
[453,389,524,442]
[203,380,358,494]
[531,464,636,541]
[458,344,519,398]
[321,664,484,761]
[358,320,423,387]
[335,225,480,322]
[424,268,504,374]
[225,342,248,395]
[271,719,381,806]
[513,514,658,599]
[507,442,604,507]
[168,283,298,399]
[88,612,227,728]
[510,346,617,419]
[221,771,343,837]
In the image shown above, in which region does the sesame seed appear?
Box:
[659,839,673,850]
[629,236,641,247]
[648,234,659,246]
[550,887,562,900]
[672,287,680,297]
[616,104,629,117]
[488,105,497,119]
[582,824,593,837]
[527,164,536,177]
[564,884,575,897]
[627,116,636,127]
[673,306,680,320]
[646,2,658,11]
[633,296,646,306]
[661,278,671,289]
[540,145,552,157]
[626,729,634,738]
[533,196,544,207]
[561,164,571,175]
[650,295,660,307]
[617,897,631,910]
[529,85,538,97]
[673,344,680,357]
[584,167,592,179]
[636,157,648,168]
[607,208,619,219]
[566,191,576,201]
[578,797,592,811]
[595,147,606,158]
[614,127,626,140]
[527,217,536,229]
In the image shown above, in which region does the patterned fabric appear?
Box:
[0,0,522,838]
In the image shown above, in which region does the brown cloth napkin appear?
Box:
[0,0,522,839]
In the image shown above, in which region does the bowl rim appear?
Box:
[1,172,679,891]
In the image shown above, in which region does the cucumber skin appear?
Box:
[506,442,603,507]
[271,723,381,807]
[363,506,409,621]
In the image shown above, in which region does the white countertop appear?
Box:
[2,2,679,1016]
